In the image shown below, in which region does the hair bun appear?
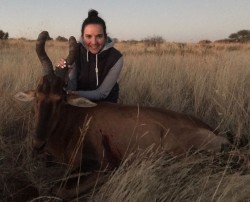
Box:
[88,9,98,18]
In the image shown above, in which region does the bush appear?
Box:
[0,30,9,40]
[143,36,165,47]
[228,30,250,42]
[56,36,68,42]
[198,40,212,44]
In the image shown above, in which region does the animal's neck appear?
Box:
[43,105,85,160]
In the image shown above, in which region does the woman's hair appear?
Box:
[81,9,107,38]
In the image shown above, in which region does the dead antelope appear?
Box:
[15,31,230,199]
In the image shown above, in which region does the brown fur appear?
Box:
[27,77,229,170]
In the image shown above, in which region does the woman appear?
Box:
[57,9,123,103]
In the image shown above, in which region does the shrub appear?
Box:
[0,30,9,40]
[56,36,68,42]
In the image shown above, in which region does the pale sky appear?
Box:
[1,0,250,42]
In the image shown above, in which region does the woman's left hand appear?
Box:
[67,90,79,95]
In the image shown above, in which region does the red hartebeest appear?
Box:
[15,31,229,199]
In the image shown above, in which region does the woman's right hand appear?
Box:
[56,58,66,68]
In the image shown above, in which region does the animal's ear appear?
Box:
[14,91,35,102]
[67,95,97,107]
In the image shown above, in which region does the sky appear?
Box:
[1,0,250,42]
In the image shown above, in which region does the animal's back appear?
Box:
[81,103,229,163]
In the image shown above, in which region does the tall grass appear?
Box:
[0,39,250,201]
[118,43,250,138]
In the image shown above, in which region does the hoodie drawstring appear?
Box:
[86,50,99,87]
[95,54,99,86]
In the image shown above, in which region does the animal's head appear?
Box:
[15,31,97,107]
[14,31,96,147]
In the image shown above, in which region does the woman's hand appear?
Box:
[67,90,79,96]
[56,58,67,68]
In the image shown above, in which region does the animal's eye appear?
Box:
[50,94,63,102]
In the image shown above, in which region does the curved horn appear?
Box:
[36,31,54,75]
[65,36,77,65]
[54,36,77,79]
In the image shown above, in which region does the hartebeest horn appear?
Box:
[65,36,77,66]
[36,31,78,79]
[36,31,54,75]
[54,35,78,79]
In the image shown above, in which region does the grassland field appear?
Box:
[0,39,250,201]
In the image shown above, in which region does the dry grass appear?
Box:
[0,40,250,201]
[118,43,250,137]
[91,149,250,202]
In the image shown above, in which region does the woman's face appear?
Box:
[82,24,106,54]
